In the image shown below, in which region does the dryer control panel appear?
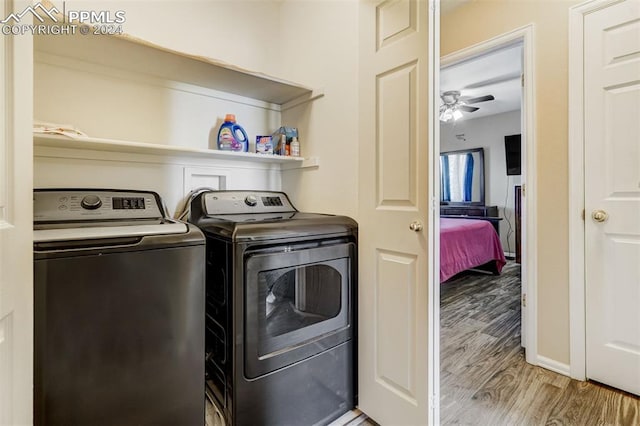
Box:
[203,191,296,215]
[34,189,165,222]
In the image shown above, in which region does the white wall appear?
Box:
[54,0,282,76]
[35,0,359,219]
[33,150,282,216]
[34,56,281,149]
[34,1,287,215]
[278,0,360,219]
[440,110,521,254]
[33,53,283,214]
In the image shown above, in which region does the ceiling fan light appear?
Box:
[453,109,463,120]
[440,109,454,122]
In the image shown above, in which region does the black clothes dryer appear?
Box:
[188,190,357,426]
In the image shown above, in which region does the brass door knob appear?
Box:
[409,221,423,232]
[592,210,609,223]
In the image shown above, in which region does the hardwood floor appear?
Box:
[441,262,640,425]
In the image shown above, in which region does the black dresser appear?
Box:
[440,205,502,236]
[440,205,498,217]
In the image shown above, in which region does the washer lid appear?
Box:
[33,222,188,243]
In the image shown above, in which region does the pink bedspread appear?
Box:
[440,218,506,282]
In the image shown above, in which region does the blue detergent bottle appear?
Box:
[217,114,249,152]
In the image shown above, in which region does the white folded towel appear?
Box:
[33,120,88,139]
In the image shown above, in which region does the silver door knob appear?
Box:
[409,221,423,232]
[592,210,608,223]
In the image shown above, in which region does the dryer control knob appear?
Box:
[244,195,258,207]
[81,195,102,210]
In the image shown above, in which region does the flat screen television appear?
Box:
[505,134,521,176]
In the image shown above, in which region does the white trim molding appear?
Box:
[440,24,538,366]
[429,1,441,424]
[567,0,622,382]
[537,355,571,377]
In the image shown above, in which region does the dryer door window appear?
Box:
[244,242,354,379]
[263,264,342,337]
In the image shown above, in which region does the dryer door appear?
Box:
[244,241,354,379]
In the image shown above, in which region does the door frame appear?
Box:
[430,1,441,423]
[437,24,538,364]
[0,0,34,423]
[567,0,622,381]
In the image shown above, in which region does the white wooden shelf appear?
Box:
[34,134,319,169]
[34,31,322,106]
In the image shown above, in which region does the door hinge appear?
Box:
[430,394,438,410]
[522,294,527,307]
[521,73,525,87]
[581,209,585,221]
[522,184,525,197]
[432,198,439,211]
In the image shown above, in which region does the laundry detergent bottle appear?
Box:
[217,114,249,152]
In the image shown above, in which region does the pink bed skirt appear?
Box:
[440,218,506,282]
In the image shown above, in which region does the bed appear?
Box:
[440,217,506,283]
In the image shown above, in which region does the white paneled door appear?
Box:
[584,0,640,396]
[0,0,34,423]
[358,0,434,423]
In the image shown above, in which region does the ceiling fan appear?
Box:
[439,90,495,122]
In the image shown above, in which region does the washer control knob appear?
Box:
[81,195,102,210]
[245,195,258,207]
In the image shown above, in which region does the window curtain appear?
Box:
[441,156,450,202]
[463,152,474,202]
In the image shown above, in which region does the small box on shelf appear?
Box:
[272,126,298,156]
[256,136,273,155]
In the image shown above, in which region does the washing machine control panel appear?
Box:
[203,191,295,215]
[34,190,164,222]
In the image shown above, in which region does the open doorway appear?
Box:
[437,33,534,423]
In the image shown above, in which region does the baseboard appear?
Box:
[504,251,516,258]
[328,409,366,426]
[537,355,571,377]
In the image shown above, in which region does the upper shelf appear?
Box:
[34,31,316,105]
[34,133,319,169]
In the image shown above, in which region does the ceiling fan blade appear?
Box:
[463,72,520,90]
[466,95,495,104]
[459,105,479,112]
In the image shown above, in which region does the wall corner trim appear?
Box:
[537,356,571,377]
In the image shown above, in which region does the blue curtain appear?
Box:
[463,153,474,202]
[441,156,450,202]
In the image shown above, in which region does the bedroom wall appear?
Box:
[441,110,522,254]
[442,0,581,367]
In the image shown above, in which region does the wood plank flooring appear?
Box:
[441,262,640,425]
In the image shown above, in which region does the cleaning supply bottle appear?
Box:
[290,136,300,157]
[217,114,249,152]
[275,134,288,156]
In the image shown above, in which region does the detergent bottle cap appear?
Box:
[224,114,236,123]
